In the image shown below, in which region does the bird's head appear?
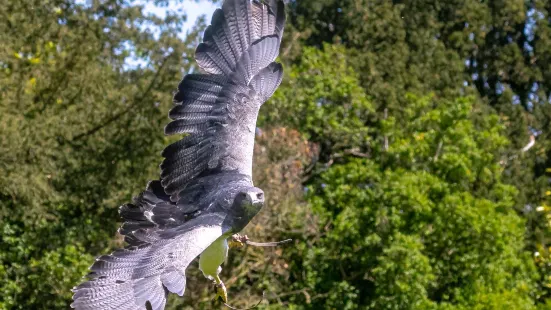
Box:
[230,187,265,232]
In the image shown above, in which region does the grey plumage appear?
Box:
[162,0,285,202]
[71,0,285,309]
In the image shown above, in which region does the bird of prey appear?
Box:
[71,0,286,309]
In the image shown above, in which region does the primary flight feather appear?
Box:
[71,0,286,309]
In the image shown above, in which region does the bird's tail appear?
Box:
[71,240,188,310]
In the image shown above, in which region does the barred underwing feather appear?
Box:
[176,75,226,94]
[72,280,139,310]
[173,74,227,99]
[203,10,238,71]
[133,277,166,310]
[161,133,211,158]
[160,145,212,181]
[250,62,284,102]
[222,0,247,64]
[230,0,252,52]
[163,161,210,200]
[233,34,280,84]
[160,142,210,167]
[160,267,186,296]
[160,143,213,171]
[169,104,215,117]
[273,0,285,38]
[251,1,267,40]
[195,42,233,75]
[164,121,211,135]
[167,114,219,126]
[161,140,214,168]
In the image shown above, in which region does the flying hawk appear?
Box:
[71,0,286,309]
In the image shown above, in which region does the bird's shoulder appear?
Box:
[119,171,252,246]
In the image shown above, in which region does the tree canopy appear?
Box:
[1,0,551,309]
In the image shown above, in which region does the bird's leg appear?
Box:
[230,234,293,248]
[213,274,228,303]
[228,233,249,248]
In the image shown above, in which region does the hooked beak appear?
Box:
[248,192,264,206]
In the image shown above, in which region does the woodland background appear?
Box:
[2,0,551,309]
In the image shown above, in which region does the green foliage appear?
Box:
[277,0,551,307]
[293,95,538,309]
[262,44,372,161]
[260,44,540,307]
[283,1,551,268]
[2,0,551,309]
[371,233,434,309]
[265,44,372,142]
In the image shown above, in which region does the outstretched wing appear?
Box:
[71,212,231,310]
[161,0,286,203]
[72,172,253,310]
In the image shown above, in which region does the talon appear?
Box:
[229,234,249,248]
[215,282,228,303]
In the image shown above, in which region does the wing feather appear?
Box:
[162,0,286,201]
[206,9,238,70]
[160,267,186,296]
[72,214,230,310]
[160,143,213,180]
[233,34,280,84]
[250,62,284,102]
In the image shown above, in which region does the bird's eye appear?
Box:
[256,193,264,200]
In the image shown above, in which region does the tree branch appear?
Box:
[434,140,443,162]
[383,108,389,151]
[521,135,536,153]
[332,148,370,159]
[282,32,301,58]
[500,134,537,165]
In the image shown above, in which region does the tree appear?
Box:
[2,0,550,309]
[260,44,539,309]
[282,0,551,304]
[0,0,204,308]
